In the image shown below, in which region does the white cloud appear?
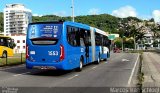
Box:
[152,10,160,22]
[112,5,137,18]
[33,11,66,17]
[88,8,100,15]
[53,11,66,17]
[139,15,152,20]
[33,14,43,17]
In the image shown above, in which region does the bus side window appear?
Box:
[67,26,72,45]
[71,31,76,46]
[79,29,85,46]
[95,32,101,46]
[7,39,14,49]
[3,38,8,47]
[67,26,79,47]
[80,38,85,46]
[83,30,91,46]
[0,38,4,46]
[75,28,80,46]
[87,31,91,46]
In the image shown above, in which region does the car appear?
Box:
[113,48,120,53]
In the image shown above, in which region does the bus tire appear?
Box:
[104,53,108,61]
[2,51,7,58]
[95,54,100,64]
[76,57,83,72]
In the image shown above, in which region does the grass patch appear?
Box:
[137,52,144,93]
[0,53,26,67]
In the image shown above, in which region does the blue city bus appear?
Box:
[26,21,111,71]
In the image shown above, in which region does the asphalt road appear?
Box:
[0,53,139,93]
[143,52,160,87]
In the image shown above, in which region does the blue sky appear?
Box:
[1,0,160,22]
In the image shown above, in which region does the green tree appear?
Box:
[0,12,3,32]
[152,40,158,47]
[114,38,122,48]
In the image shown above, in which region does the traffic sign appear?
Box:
[108,34,116,40]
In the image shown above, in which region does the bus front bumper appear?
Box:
[26,60,72,70]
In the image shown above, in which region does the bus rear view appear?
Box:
[26,22,65,70]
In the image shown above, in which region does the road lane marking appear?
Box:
[128,54,139,85]
[91,66,97,70]
[122,59,130,62]
[13,72,31,77]
[68,74,79,80]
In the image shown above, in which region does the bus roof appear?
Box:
[29,21,64,25]
[0,35,11,38]
[64,22,108,36]
[29,21,108,36]
[94,28,108,36]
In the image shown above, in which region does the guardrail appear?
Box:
[156,49,160,53]
[0,53,25,67]
[124,49,160,53]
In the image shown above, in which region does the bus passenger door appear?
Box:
[80,29,90,64]
[85,43,89,63]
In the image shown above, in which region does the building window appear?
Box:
[23,46,25,49]
[23,40,25,43]
[17,40,20,43]
[17,46,20,49]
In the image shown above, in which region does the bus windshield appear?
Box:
[0,37,14,49]
[28,23,62,45]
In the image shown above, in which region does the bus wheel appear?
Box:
[104,53,108,61]
[95,54,100,64]
[2,51,7,58]
[76,57,83,72]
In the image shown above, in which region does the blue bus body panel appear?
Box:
[26,23,67,70]
[26,21,109,70]
[63,22,91,66]
[26,22,91,70]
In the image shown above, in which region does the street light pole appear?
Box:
[122,36,124,53]
[134,35,136,50]
[71,0,75,22]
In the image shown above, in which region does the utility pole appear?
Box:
[71,0,74,22]
[134,35,136,50]
[122,36,124,53]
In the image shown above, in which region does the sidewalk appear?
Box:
[142,52,160,87]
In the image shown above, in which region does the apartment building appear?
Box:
[4,4,32,35]
[11,34,26,53]
[3,4,32,53]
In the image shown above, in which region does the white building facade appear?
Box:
[3,4,32,53]
[4,4,32,36]
[11,34,26,53]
